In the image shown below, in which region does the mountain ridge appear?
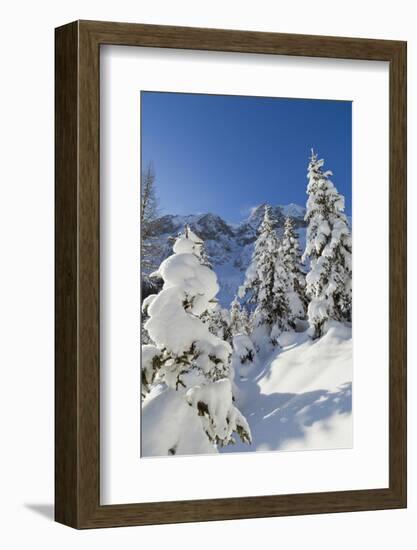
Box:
[145,203,308,306]
[150,203,307,244]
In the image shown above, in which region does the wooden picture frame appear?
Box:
[55,20,407,528]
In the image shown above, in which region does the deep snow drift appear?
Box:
[141,385,216,457]
[221,321,352,454]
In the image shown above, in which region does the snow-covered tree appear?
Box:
[232,334,256,365]
[174,226,231,345]
[239,206,289,341]
[201,304,232,345]
[141,162,160,273]
[270,253,291,342]
[279,217,307,326]
[186,380,251,446]
[240,306,251,335]
[199,240,212,268]
[230,296,247,336]
[142,226,251,447]
[302,150,352,338]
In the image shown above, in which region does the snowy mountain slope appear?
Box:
[278,203,306,218]
[220,322,352,454]
[247,203,306,230]
[146,203,307,306]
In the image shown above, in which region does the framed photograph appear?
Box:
[55,20,407,528]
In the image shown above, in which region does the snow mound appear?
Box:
[221,322,352,454]
[260,322,351,395]
[145,287,207,356]
[142,386,217,457]
[232,334,256,364]
[159,252,219,315]
[276,330,300,348]
[186,379,252,446]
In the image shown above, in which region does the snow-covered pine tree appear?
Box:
[230,296,245,336]
[231,301,252,337]
[229,297,256,365]
[270,254,291,343]
[302,149,352,338]
[201,304,232,345]
[239,205,289,342]
[141,163,163,346]
[141,162,160,273]
[142,226,251,447]
[279,217,307,326]
[199,240,212,268]
[239,205,276,312]
[240,306,251,335]
[177,225,231,344]
[176,224,204,258]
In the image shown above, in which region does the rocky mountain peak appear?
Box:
[146,203,307,306]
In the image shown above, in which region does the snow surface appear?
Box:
[186,379,252,446]
[278,203,306,218]
[142,322,352,457]
[232,334,256,364]
[221,321,352,454]
[142,385,216,457]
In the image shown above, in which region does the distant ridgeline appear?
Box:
[142,203,308,306]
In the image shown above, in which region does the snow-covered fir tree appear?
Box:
[270,253,291,343]
[230,296,247,336]
[239,206,289,342]
[141,163,164,345]
[302,150,352,338]
[177,225,231,344]
[201,304,232,345]
[141,226,251,447]
[199,240,212,268]
[279,217,307,327]
[141,162,161,273]
[177,224,204,258]
[240,306,251,335]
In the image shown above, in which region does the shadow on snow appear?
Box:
[222,372,352,453]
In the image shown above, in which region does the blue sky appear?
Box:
[141,92,352,223]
